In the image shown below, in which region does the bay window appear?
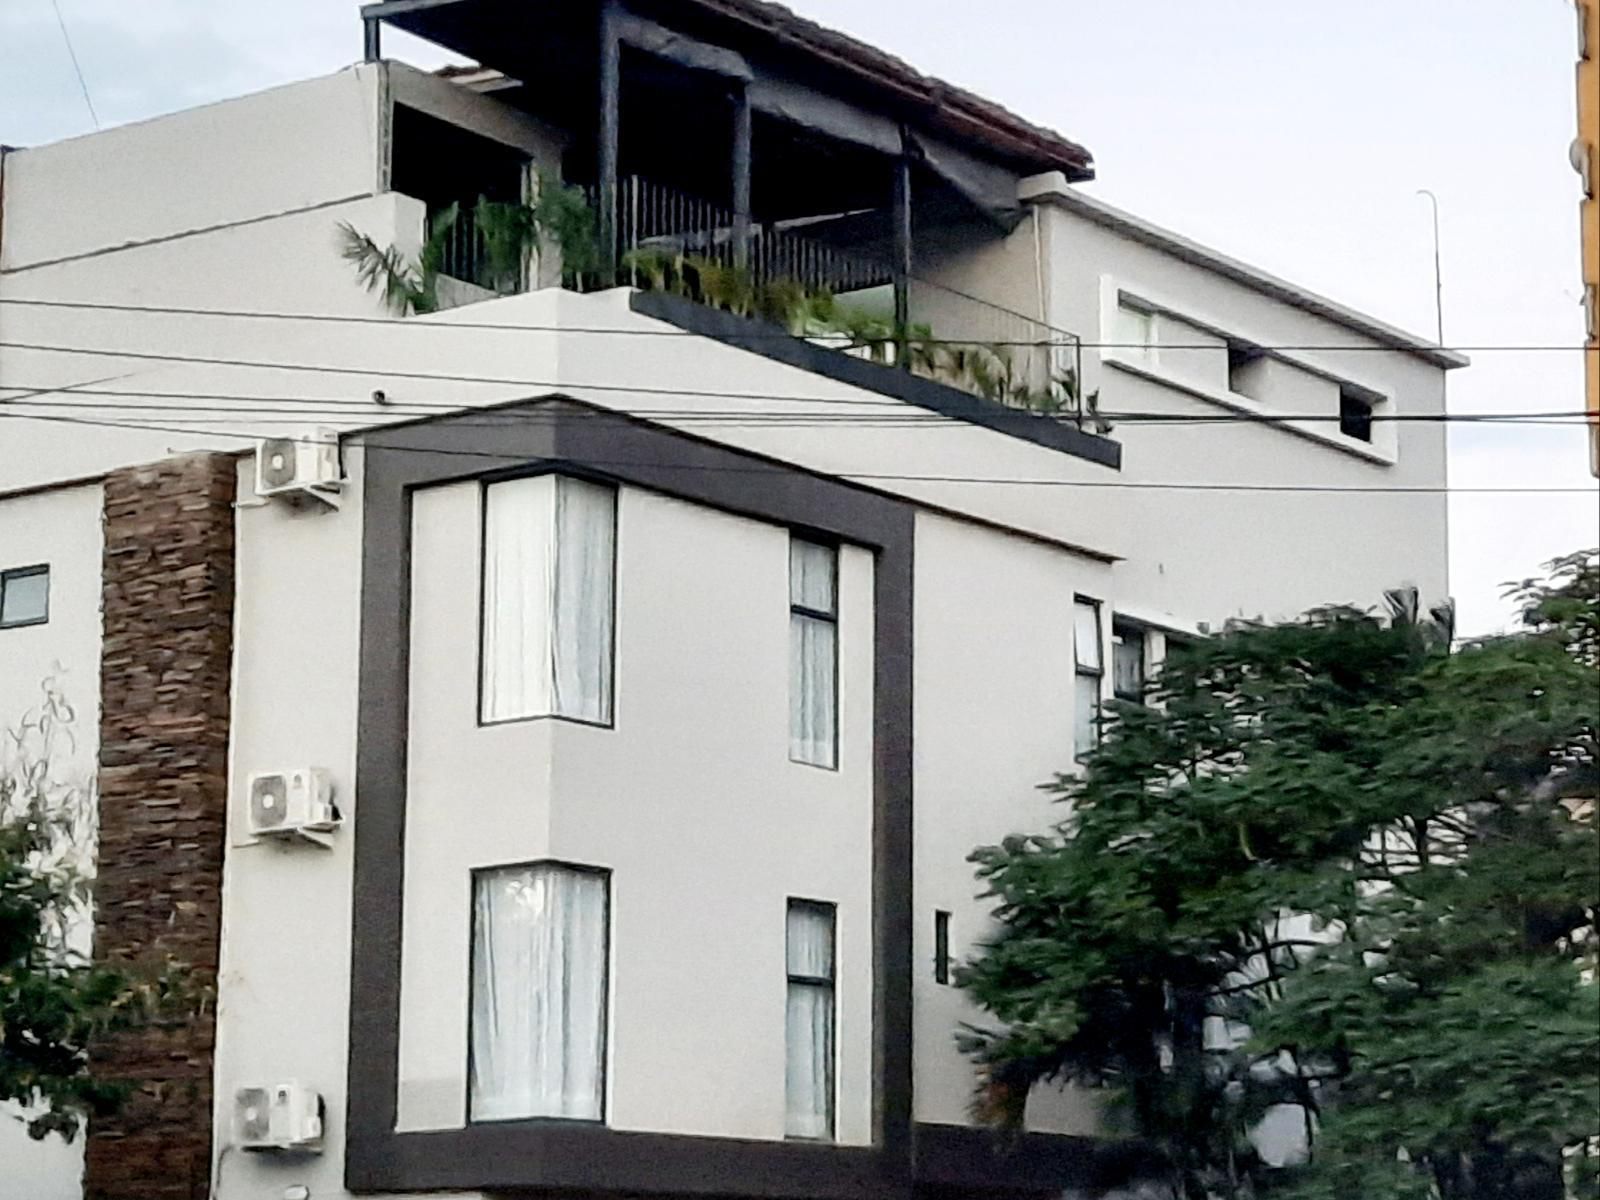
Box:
[469,862,609,1122]
[480,475,616,725]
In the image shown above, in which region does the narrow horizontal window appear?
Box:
[480,476,616,725]
[0,565,49,629]
[470,862,609,1122]
[785,899,836,1140]
[789,538,838,768]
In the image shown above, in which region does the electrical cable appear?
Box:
[0,295,1584,353]
[1,407,1592,495]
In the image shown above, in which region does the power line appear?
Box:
[0,295,1586,353]
[46,0,98,130]
[2,342,1593,427]
[0,390,1592,429]
[1,407,1593,495]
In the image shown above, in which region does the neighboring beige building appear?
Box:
[0,3,1464,1199]
[1577,0,1600,475]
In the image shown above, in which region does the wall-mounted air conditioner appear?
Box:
[246,769,339,844]
[235,1082,324,1152]
[254,429,342,507]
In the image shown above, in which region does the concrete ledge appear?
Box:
[628,289,1123,471]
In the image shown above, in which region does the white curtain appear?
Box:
[552,479,616,724]
[785,902,835,1139]
[1073,600,1102,672]
[470,864,608,1122]
[480,476,615,724]
[481,477,556,722]
[789,539,838,767]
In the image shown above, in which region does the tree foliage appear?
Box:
[1,680,182,1141]
[959,552,1599,1200]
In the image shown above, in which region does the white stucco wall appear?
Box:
[1032,200,1450,623]
[910,511,1113,1136]
[398,481,876,1144]
[213,453,366,1200]
[0,68,383,272]
[0,481,104,1200]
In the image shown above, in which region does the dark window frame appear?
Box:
[785,897,838,1142]
[474,473,620,731]
[788,536,841,771]
[465,859,614,1127]
[1073,595,1104,761]
[0,564,50,630]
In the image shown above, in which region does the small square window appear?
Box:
[1339,389,1375,443]
[0,565,49,629]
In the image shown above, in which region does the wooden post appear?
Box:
[892,145,913,369]
[598,0,622,284]
[732,84,753,268]
[363,16,382,62]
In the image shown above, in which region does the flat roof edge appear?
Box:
[1020,176,1470,370]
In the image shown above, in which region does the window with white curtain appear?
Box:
[785,900,836,1140]
[469,862,609,1122]
[480,475,616,725]
[1074,598,1104,760]
[789,538,838,768]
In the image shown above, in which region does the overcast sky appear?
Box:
[3,0,1596,634]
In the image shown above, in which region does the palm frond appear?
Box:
[338,221,428,315]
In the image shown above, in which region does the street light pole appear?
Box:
[1416,188,1444,345]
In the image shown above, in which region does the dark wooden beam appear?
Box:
[731,84,752,267]
[892,142,912,370]
[363,15,382,61]
[598,0,623,283]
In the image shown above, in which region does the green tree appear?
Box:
[1,680,179,1142]
[959,552,1599,1200]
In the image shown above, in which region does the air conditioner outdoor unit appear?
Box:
[235,1082,324,1152]
[247,769,339,841]
[254,429,342,506]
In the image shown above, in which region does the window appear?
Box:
[1339,389,1375,443]
[789,538,838,768]
[0,565,49,629]
[1226,341,1266,397]
[480,475,616,725]
[785,899,836,1140]
[1073,598,1103,760]
[1112,302,1157,364]
[469,862,609,1122]
[933,910,952,985]
[1112,622,1147,703]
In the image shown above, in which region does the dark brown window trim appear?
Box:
[348,397,916,1196]
[789,534,841,772]
[785,897,838,1143]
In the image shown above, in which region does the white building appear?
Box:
[0,2,1463,1198]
